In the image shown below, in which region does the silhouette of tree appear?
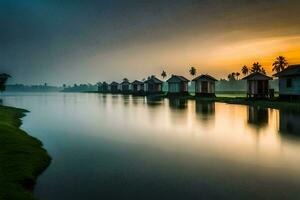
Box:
[0,73,11,93]
[161,70,167,79]
[251,62,263,73]
[261,68,266,75]
[228,73,236,81]
[189,67,197,76]
[123,78,129,82]
[272,56,288,73]
[236,72,240,80]
[241,65,249,76]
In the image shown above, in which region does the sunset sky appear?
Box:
[2,0,300,85]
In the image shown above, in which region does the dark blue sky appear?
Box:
[2,0,300,85]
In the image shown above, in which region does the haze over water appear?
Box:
[2,92,300,199]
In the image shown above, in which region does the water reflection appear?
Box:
[247,106,268,128]
[146,96,164,107]
[2,93,300,200]
[195,100,215,121]
[279,109,300,137]
[168,98,187,110]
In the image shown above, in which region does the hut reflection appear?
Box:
[195,100,215,121]
[247,106,268,128]
[279,109,300,136]
[168,98,187,110]
[146,96,164,107]
[120,95,130,106]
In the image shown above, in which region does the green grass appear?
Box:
[0,106,51,200]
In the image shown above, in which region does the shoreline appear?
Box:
[0,105,51,200]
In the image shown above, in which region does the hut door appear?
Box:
[201,81,208,93]
[258,81,263,94]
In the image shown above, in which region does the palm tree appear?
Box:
[261,68,266,75]
[161,70,167,79]
[0,73,11,93]
[241,65,249,76]
[189,67,197,77]
[231,72,236,79]
[227,74,232,80]
[272,56,288,73]
[228,73,235,81]
[251,62,262,73]
[236,72,240,80]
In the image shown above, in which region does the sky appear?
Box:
[1,0,300,85]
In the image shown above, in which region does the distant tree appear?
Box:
[227,74,231,80]
[161,70,167,79]
[236,72,240,80]
[63,84,66,88]
[241,65,249,76]
[0,73,11,93]
[227,73,236,81]
[251,62,263,73]
[189,67,197,77]
[272,56,288,73]
[123,78,129,82]
[261,67,266,75]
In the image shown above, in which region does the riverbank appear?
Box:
[0,106,51,200]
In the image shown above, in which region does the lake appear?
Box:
[2,92,300,200]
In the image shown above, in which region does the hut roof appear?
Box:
[273,65,300,77]
[242,72,272,81]
[131,80,143,85]
[192,74,218,82]
[110,81,119,86]
[144,76,163,84]
[121,80,130,85]
[167,75,189,83]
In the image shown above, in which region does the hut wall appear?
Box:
[279,76,300,95]
[168,83,180,93]
[195,81,215,93]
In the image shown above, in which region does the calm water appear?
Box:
[2,92,300,200]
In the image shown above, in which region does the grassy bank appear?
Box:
[0,106,51,200]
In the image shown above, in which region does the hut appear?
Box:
[110,82,119,93]
[166,75,189,95]
[192,74,218,97]
[131,80,144,94]
[144,76,163,94]
[121,79,131,93]
[97,82,102,92]
[242,72,272,98]
[102,82,109,93]
[274,65,300,99]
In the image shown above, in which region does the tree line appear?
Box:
[227,56,288,81]
[158,56,289,82]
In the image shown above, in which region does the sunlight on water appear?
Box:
[2,93,300,199]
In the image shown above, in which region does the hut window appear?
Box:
[286,78,292,88]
